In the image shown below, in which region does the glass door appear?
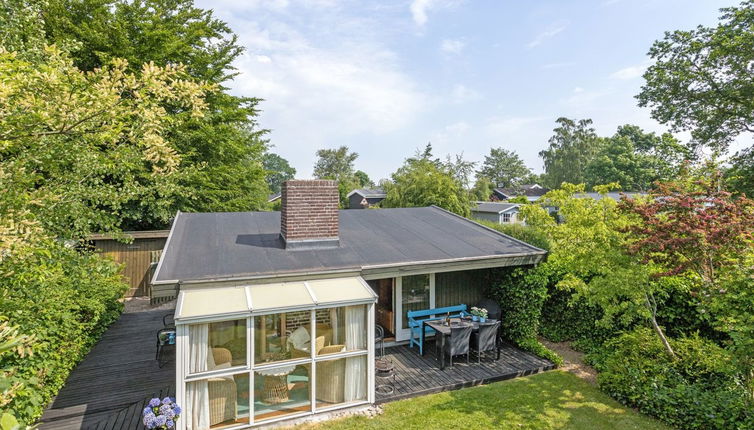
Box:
[395,274,434,341]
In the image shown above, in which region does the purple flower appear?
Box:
[172,405,182,416]
[166,419,175,429]
[143,407,152,415]
[161,397,172,405]
[149,398,161,407]
[155,415,167,426]
[142,412,157,428]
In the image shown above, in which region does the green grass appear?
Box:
[300,371,669,430]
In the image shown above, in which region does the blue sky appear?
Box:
[195,0,739,181]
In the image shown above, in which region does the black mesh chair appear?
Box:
[444,324,473,367]
[375,324,385,358]
[471,320,500,363]
[475,299,502,321]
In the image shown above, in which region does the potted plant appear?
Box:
[470,307,488,323]
[142,397,181,429]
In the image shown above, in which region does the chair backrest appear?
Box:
[407,304,468,327]
[448,324,473,356]
[476,320,499,352]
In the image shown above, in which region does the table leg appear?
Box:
[421,321,425,356]
[440,333,446,370]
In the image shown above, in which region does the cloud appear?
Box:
[410,0,434,26]
[561,87,611,109]
[451,84,480,103]
[610,62,648,80]
[601,0,623,6]
[526,24,567,49]
[441,38,465,54]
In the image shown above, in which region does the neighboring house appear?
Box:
[573,191,647,201]
[492,184,549,202]
[151,179,546,429]
[470,202,522,225]
[347,188,386,209]
[89,230,169,298]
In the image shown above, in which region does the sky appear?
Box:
[194,0,742,182]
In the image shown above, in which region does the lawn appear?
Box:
[299,371,669,430]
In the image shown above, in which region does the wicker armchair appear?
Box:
[315,345,346,404]
[208,348,237,426]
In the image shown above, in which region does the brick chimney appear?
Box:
[280,179,340,249]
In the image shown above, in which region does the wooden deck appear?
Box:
[376,342,555,403]
[38,308,175,430]
[38,308,553,429]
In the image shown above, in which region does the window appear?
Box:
[186,373,250,429]
[254,311,311,365]
[182,305,371,429]
[188,319,247,374]
[501,213,512,223]
[401,274,430,329]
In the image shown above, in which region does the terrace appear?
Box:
[38,306,553,429]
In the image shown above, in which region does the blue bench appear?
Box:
[407,304,469,355]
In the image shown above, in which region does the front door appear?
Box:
[395,274,435,341]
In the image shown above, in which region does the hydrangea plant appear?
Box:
[470,307,488,318]
[142,397,181,429]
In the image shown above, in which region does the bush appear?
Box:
[486,265,562,366]
[477,221,550,251]
[0,240,127,425]
[592,328,754,430]
[539,287,617,352]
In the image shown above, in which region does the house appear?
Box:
[151,180,546,429]
[346,188,386,209]
[573,191,647,201]
[470,202,522,225]
[492,184,549,202]
[89,230,170,298]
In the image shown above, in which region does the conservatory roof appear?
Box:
[175,276,377,322]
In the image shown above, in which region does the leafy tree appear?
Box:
[581,124,690,191]
[539,118,604,188]
[0,46,209,240]
[383,157,471,216]
[726,148,754,196]
[637,1,754,152]
[39,0,271,225]
[444,153,477,189]
[263,153,296,195]
[313,146,358,182]
[523,184,678,357]
[354,170,374,188]
[619,172,754,388]
[471,177,494,201]
[477,148,531,188]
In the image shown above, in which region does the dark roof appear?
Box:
[494,184,549,199]
[471,202,520,214]
[347,188,386,198]
[153,207,545,283]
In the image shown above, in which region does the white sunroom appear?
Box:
[173,277,377,430]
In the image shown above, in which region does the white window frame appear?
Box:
[176,301,375,430]
[394,273,435,342]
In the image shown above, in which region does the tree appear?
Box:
[523,184,678,357]
[477,148,531,188]
[539,118,604,188]
[619,171,754,390]
[313,146,358,182]
[353,170,374,188]
[39,0,271,226]
[637,1,754,152]
[0,46,209,241]
[726,148,754,196]
[471,177,494,201]
[263,153,296,194]
[444,153,477,189]
[382,158,471,216]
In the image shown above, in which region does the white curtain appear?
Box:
[344,305,367,402]
[186,324,214,430]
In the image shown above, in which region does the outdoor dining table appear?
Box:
[423,318,498,370]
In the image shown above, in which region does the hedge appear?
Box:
[591,328,754,430]
[0,239,127,425]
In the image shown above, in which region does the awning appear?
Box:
[175,276,376,322]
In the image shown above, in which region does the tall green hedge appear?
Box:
[0,240,127,425]
[485,266,563,366]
